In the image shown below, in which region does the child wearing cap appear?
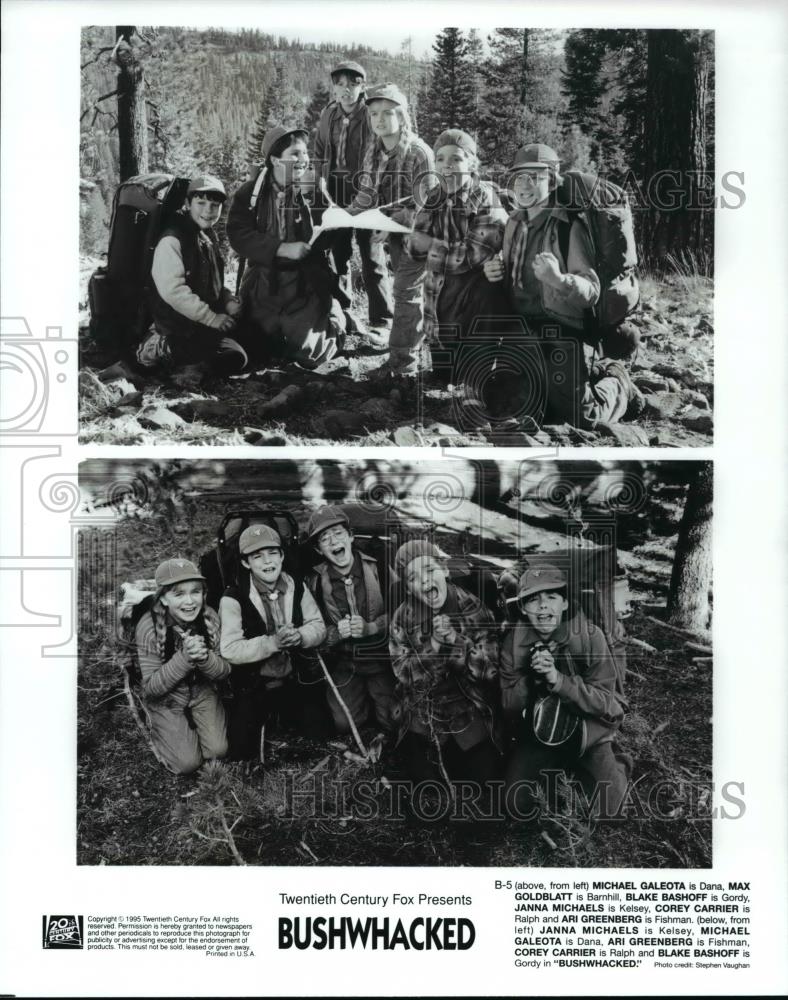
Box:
[314,62,393,342]
[219,524,327,759]
[407,129,509,386]
[226,125,347,370]
[347,84,435,376]
[133,558,231,775]
[138,176,247,389]
[484,143,640,427]
[499,564,628,819]
[388,540,502,800]
[305,505,395,733]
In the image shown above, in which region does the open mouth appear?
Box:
[424,585,440,604]
[535,613,554,625]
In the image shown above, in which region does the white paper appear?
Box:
[310,206,411,244]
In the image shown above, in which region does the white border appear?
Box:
[1,1,787,996]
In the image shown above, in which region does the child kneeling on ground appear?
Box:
[306,505,395,734]
[389,541,502,815]
[134,558,231,775]
[139,175,247,389]
[499,565,628,821]
[219,525,327,760]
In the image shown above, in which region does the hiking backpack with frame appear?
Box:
[554,169,640,348]
[88,173,190,358]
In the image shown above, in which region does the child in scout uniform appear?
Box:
[305,505,395,733]
[314,60,393,344]
[388,541,502,797]
[134,558,230,775]
[139,175,247,389]
[407,129,509,386]
[348,83,435,375]
[226,125,347,370]
[219,524,327,759]
[483,143,641,427]
[499,564,628,819]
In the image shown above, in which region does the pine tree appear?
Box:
[417,28,476,146]
[304,80,331,153]
[245,63,305,169]
[561,30,607,133]
[477,28,529,168]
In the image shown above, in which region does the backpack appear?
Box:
[555,170,639,336]
[117,585,157,684]
[88,174,190,355]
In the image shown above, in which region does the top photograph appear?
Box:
[79,25,716,448]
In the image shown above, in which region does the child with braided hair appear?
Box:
[133,559,230,775]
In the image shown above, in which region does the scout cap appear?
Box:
[239,524,283,556]
[434,128,477,158]
[187,175,227,201]
[512,143,561,172]
[394,539,447,577]
[261,125,309,162]
[517,564,567,600]
[155,558,206,589]
[331,60,366,82]
[307,505,351,541]
[365,83,408,108]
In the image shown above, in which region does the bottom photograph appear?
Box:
[77,458,713,869]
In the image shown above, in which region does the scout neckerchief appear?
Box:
[252,573,287,632]
[335,98,362,170]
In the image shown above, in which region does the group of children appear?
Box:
[132,506,631,822]
[138,60,642,429]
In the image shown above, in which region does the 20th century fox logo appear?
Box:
[42,915,84,949]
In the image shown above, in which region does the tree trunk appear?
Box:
[666,462,712,633]
[641,29,712,268]
[115,26,148,181]
[520,29,529,106]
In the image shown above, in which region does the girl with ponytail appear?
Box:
[134,558,230,774]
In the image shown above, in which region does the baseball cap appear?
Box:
[365,83,408,108]
[331,60,366,81]
[517,564,567,600]
[187,175,227,201]
[239,524,283,556]
[307,505,351,541]
[261,125,309,162]
[512,143,561,172]
[155,558,206,589]
[394,539,447,577]
[434,128,477,158]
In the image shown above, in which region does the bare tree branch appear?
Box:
[80,45,115,71]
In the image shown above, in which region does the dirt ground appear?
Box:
[77,482,712,869]
[78,257,713,448]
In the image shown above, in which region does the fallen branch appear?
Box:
[299,839,320,863]
[692,656,713,665]
[685,641,712,655]
[643,614,709,642]
[218,802,247,866]
[626,636,658,654]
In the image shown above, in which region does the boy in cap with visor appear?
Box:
[219,524,326,759]
[139,175,247,388]
[133,558,230,774]
[305,505,395,733]
[314,61,393,342]
[408,128,509,383]
[499,564,628,819]
[388,540,502,797]
[348,83,435,374]
[485,144,640,427]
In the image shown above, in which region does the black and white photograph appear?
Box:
[78,458,714,868]
[79,24,715,448]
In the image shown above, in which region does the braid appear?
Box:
[151,597,170,662]
[203,606,220,651]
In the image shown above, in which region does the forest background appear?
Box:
[80,25,715,273]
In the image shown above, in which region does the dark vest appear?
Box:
[148,213,225,340]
